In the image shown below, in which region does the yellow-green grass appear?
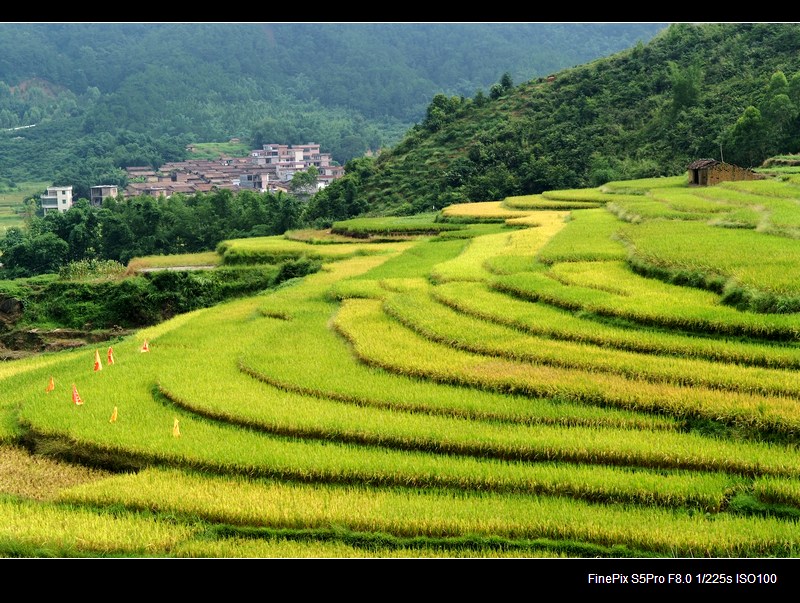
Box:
[621,219,800,299]
[693,185,776,206]
[440,201,538,222]
[601,175,687,193]
[432,281,800,369]
[430,212,568,283]
[247,288,675,433]
[5,258,707,496]
[331,214,463,237]
[0,181,47,234]
[606,198,717,223]
[155,372,736,509]
[760,201,800,236]
[720,179,800,199]
[495,261,800,341]
[0,350,97,440]
[348,237,469,282]
[504,215,547,227]
[151,310,743,509]
[0,496,199,556]
[646,190,734,213]
[535,208,627,264]
[334,297,800,441]
[12,339,749,500]
[284,229,368,244]
[751,476,800,508]
[502,194,601,210]
[432,222,508,239]
[172,535,567,558]
[217,235,403,265]
[125,251,221,273]
[384,286,800,399]
[59,468,800,557]
[0,444,112,501]
[541,189,640,203]
[708,207,764,229]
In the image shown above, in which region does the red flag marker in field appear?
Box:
[141,340,150,353]
[107,346,115,365]
[45,376,55,393]
[72,384,83,406]
[94,349,102,372]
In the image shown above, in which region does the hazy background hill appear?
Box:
[0,22,665,186]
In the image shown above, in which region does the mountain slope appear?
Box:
[341,23,800,215]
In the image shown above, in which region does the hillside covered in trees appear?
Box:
[311,23,800,219]
[0,23,664,186]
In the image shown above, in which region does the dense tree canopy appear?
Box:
[0,23,665,182]
[0,189,302,277]
[333,23,800,217]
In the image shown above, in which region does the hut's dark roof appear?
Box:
[687,159,721,170]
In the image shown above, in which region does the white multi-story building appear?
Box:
[41,186,73,215]
[250,143,346,190]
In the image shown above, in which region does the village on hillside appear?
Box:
[41,142,345,215]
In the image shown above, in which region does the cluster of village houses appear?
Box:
[41,143,345,215]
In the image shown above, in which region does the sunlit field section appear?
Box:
[216,235,401,265]
[502,194,601,210]
[333,297,800,440]
[60,468,800,558]
[440,201,542,222]
[432,281,800,368]
[601,175,687,193]
[495,260,800,340]
[430,211,568,282]
[535,208,627,264]
[331,214,463,237]
[622,220,800,312]
[384,284,800,399]
[8,174,800,558]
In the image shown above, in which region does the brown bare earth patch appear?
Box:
[0,445,114,501]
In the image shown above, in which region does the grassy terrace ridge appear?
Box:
[330,213,463,237]
[10,176,800,557]
[502,194,602,210]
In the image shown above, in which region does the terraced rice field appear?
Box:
[5,176,800,564]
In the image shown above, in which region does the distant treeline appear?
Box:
[0,189,302,277]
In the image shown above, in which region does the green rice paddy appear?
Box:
[6,173,800,559]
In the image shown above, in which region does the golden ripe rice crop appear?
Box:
[8,176,800,559]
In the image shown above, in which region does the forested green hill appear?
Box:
[313,23,800,218]
[0,22,664,185]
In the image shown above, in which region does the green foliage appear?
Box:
[16,260,316,330]
[58,259,126,281]
[302,157,375,225]
[667,60,703,116]
[353,23,800,215]
[0,189,302,277]
[0,23,664,181]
